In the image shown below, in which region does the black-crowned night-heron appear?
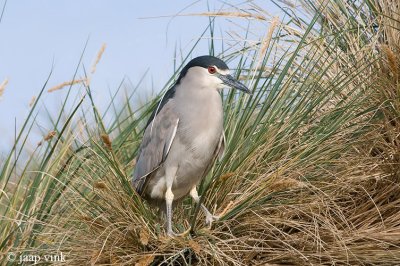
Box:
[132,55,250,236]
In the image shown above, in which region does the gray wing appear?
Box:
[199,131,225,181]
[132,99,179,194]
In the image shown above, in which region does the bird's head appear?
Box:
[177,55,251,94]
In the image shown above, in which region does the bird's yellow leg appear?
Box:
[189,186,219,227]
[165,166,177,237]
[165,187,175,236]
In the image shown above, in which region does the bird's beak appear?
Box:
[219,74,251,94]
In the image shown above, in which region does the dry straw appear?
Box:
[91,43,107,74]
[29,96,36,107]
[188,240,201,254]
[37,130,57,146]
[259,17,279,60]
[191,11,266,21]
[139,227,150,246]
[47,78,86,93]
[86,43,107,86]
[141,11,267,21]
[93,181,107,190]
[218,200,234,217]
[248,17,279,87]
[135,255,155,266]
[219,172,235,181]
[47,43,107,91]
[44,131,56,141]
[100,133,112,150]
[0,78,9,100]
[382,45,398,78]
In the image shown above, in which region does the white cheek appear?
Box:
[218,69,230,75]
[216,82,225,89]
[208,76,224,89]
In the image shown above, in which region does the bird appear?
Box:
[132,55,250,236]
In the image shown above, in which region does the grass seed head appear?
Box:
[100,133,112,150]
[219,172,235,181]
[188,240,201,254]
[48,78,86,92]
[0,78,9,100]
[195,11,266,20]
[139,227,150,246]
[382,45,398,78]
[91,43,107,74]
[135,255,155,266]
[93,181,107,190]
[29,96,36,107]
[44,131,56,141]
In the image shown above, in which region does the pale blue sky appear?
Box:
[0,0,273,151]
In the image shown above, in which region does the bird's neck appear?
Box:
[176,85,222,109]
[175,87,223,131]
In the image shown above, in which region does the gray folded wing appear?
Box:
[132,99,179,194]
[200,131,225,180]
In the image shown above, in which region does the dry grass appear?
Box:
[87,43,107,86]
[47,78,86,93]
[189,11,266,21]
[91,43,107,74]
[24,57,400,265]
[47,44,106,92]
[0,77,9,100]
[2,1,400,265]
[29,96,36,107]
[26,114,400,265]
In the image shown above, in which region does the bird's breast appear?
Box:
[163,89,222,190]
[176,90,223,158]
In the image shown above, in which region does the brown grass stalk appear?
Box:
[47,78,86,93]
[0,77,9,99]
[91,43,107,74]
[29,96,36,107]
[190,11,266,21]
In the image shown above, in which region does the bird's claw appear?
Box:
[167,227,191,238]
[205,214,220,227]
[167,230,176,237]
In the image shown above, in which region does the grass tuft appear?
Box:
[1,0,400,265]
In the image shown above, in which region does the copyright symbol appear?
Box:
[7,252,16,262]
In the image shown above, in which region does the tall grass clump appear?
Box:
[1,0,400,265]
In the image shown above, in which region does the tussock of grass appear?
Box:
[1,0,400,265]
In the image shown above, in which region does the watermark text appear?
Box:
[6,252,66,264]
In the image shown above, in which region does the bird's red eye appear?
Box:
[208,66,216,74]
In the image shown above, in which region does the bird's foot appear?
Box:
[167,230,177,237]
[205,213,220,227]
[167,227,191,238]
